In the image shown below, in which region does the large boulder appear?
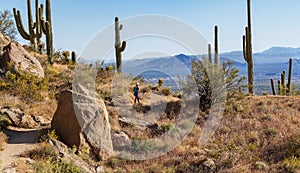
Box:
[51,88,113,160]
[1,41,44,78]
[51,91,82,147]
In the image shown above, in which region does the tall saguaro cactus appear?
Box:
[242,0,254,95]
[214,26,218,65]
[208,44,212,63]
[40,0,53,65]
[13,0,43,50]
[114,17,126,73]
[287,58,293,95]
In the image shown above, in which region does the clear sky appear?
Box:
[1,0,300,58]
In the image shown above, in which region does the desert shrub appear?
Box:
[105,65,115,71]
[39,129,58,142]
[158,78,164,87]
[0,115,11,129]
[173,91,182,98]
[140,86,151,93]
[161,87,172,96]
[0,9,17,39]
[24,143,58,160]
[25,143,83,173]
[289,84,300,95]
[1,71,48,102]
[184,58,245,111]
[34,158,83,173]
[161,123,174,133]
[284,156,300,173]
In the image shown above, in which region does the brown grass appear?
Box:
[100,95,300,172]
[0,131,7,151]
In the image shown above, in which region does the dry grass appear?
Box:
[100,95,300,172]
[0,131,7,151]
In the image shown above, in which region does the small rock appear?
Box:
[198,149,207,155]
[112,131,131,149]
[0,108,36,128]
[33,116,50,126]
[255,161,268,171]
[2,167,16,173]
[96,166,105,173]
[203,158,216,171]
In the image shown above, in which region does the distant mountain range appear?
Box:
[120,46,300,94]
[220,46,300,64]
[122,46,300,77]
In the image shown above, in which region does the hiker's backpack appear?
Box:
[133,86,138,93]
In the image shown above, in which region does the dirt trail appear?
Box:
[0,127,39,172]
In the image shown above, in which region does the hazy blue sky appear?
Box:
[1,0,300,58]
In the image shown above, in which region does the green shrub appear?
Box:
[184,58,245,111]
[161,123,174,133]
[158,78,164,87]
[34,158,83,173]
[0,115,11,129]
[284,156,300,173]
[3,71,48,102]
[26,143,83,173]
[39,129,59,142]
[161,87,172,96]
[25,143,58,161]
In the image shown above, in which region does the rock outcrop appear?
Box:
[0,108,37,128]
[49,139,97,173]
[0,33,11,47]
[51,87,113,160]
[1,41,44,78]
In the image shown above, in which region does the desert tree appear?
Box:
[0,9,17,40]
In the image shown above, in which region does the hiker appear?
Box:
[133,83,140,104]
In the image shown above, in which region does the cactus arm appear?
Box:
[242,35,247,62]
[45,0,51,24]
[35,0,42,44]
[13,8,30,40]
[27,0,36,48]
[120,41,126,52]
[40,17,46,33]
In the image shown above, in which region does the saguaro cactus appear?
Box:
[40,0,53,64]
[71,51,76,62]
[278,80,281,95]
[287,58,293,95]
[281,71,286,95]
[242,0,254,95]
[13,0,43,50]
[270,79,275,95]
[214,26,218,65]
[114,17,126,73]
[208,44,212,63]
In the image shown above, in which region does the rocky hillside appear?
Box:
[0,36,299,173]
